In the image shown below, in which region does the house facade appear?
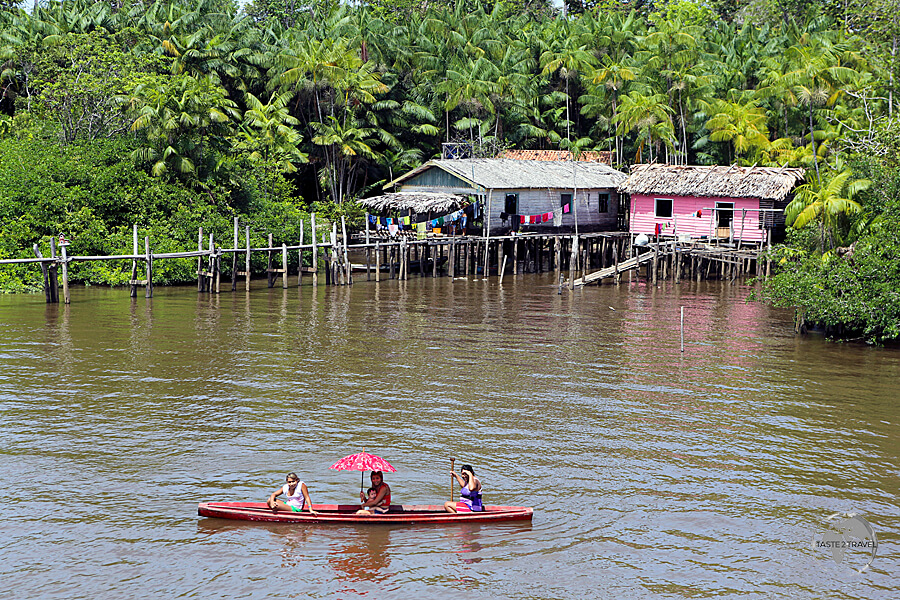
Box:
[386,158,627,235]
[620,164,806,242]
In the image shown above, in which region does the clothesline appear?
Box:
[500,202,570,226]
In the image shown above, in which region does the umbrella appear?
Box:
[330,450,396,492]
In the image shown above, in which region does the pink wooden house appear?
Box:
[620,164,805,243]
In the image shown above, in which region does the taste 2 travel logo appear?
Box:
[812,512,878,573]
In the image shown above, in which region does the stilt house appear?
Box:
[620,164,806,243]
[383,157,627,235]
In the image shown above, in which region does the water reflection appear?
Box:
[328,525,392,583]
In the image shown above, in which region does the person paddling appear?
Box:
[444,464,483,513]
[267,472,317,516]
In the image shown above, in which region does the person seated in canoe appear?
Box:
[358,471,391,514]
[444,464,483,513]
[356,487,381,515]
[267,472,317,516]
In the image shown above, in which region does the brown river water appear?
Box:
[1,273,897,599]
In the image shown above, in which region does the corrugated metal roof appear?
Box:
[498,149,613,165]
[389,159,626,190]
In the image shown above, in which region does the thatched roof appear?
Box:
[357,191,465,213]
[388,158,626,190]
[620,164,806,201]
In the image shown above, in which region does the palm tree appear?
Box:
[125,74,239,178]
[539,21,596,143]
[702,96,771,163]
[237,90,306,172]
[785,168,872,250]
[779,38,861,184]
[614,90,675,163]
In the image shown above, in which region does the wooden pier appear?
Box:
[0,214,768,305]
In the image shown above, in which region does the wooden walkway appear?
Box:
[570,248,657,287]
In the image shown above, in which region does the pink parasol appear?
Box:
[330,451,396,492]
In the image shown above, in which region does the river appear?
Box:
[1,274,897,599]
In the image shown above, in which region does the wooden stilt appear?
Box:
[131,224,139,297]
[341,216,351,285]
[298,220,304,287]
[60,243,70,304]
[144,236,152,298]
[375,242,381,282]
[197,227,204,292]
[311,213,318,288]
[48,237,59,303]
[282,243,288,289]
[231,218,238,292]
[245,226,251,290]
[266,233,274,288]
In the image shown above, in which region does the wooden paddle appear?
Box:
[450,457,456,502]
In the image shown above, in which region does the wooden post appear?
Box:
[245,226,251,290]
[144,236,152,298]
[311,213,318,288]
[433,242,438,278]
[554,237,561,275]
[60,243,70,304]
[512,237,519,276]
[197,227,204,292]
[375,242,381,282]
[208,232,214,293]
[231,217,238,291]
[48,237,59,303]
[447,239,454,278]
[613,240,620,285]
[674,244,681,284]
[131,224,139,297]
[214,245,221,294]
[464,239,470,277]
[499,254,508,284]
[341,215,351,285]
[298,220,304,287]
[568,236,578,290]
[282,243,288,289]
[419,241,425,277]
[652,244,659,285]
[365,213,372,281]
[267,233,275,288]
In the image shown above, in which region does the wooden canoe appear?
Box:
[198,502,533,524]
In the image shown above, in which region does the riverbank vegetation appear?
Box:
[0,0,898,339]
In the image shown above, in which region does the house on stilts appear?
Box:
[378,154,627,236]
[620,164,806,244]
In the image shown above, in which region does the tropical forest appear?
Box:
[0,0,898,341]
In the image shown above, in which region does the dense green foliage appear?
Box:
[0,0,898,342]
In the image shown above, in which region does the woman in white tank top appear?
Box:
[267,472,318,516]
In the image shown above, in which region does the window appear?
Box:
[654,198,673,218]
[560,193,572,208]
[716,202,734,227]
[505,193,518,214]
[598,193,609,213]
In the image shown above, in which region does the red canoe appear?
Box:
[198,502,533,524]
